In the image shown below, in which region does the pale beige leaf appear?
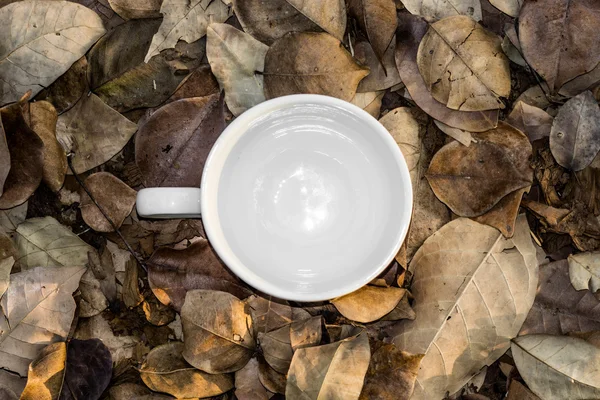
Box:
[401,0,482,21]
[489,0,522,17]
[350,91,384,118]
[417,16,510,111]
[568,252,600,293]
[15,216,94,269]
[0,202,27,236]
[512,334,600,400]
[144,0,231,62]
[0,266,85,376]
[207,24,268,116]
[392,215,538,399]
[332,286,406,323]
[434,120,475,146]
[0,1,106,106]
[0,256,13,299]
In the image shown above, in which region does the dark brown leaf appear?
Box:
[235,357,269,400]
[257,355,286,394]
[167,64,220,104]
[123,258,144,308]
[507,380,541,400]
[347,0,397,61]
[35,57,88,114]
[60,339,112,400]
[472,187,529,237]
[0,118,9,197]
[142,296,176,326]
[72,0,125,30]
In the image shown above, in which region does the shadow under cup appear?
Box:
[202,97,412,301]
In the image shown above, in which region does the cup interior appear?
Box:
[201,95,412,301]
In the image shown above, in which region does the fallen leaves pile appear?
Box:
[1,0,600,399]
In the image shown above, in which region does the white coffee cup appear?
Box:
[136,94,412,301]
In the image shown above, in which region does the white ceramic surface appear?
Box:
[136,94,412,301]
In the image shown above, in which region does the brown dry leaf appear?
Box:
[80,172,136,232]
[472,186,529,237]
[395,13,499,132]
[558,62,600,97]
[392,215,538,399]
[350,91,385,118]
[401,0,482,21]
[166,64,220,103]
[35,57,88,114]
[433,120,476,146]
[489,0,522,17]
[515,83,552,110]
[207,23,269,116]
[233,0,346,44]
[181,290,256,373]
[258,325,293,374]
[140,342,234,398]
[0,118,8,196]
[108,383,173,400]
[56,93,138,174]
[550,91,600,171]
[427,122,533,217]
[286,331,370,399]
[332,285,407,323]
[258,355,286,394]
[290,316,322,351]
[108,0,161,19]
[123,258,143,308]
[0,1,106,106]
[359,342,423,400]
[263,32,369,102]
[417,16,510,111]
[0,370,25,399]
[507,380,541,400]
[235,357,269,400]
[79,268,109,318]
[347,0,397,61]
[87,244,117,305]
[0,103,44,209]
[20,342,66,400]
[512,334,600,399]
[355,39,401,93]
[135,94,225,187]
[144,0,231,62]
[569,251,600,293]
[142,296,176,326]
[247,295,293,334]
[507,101,553,142]
[380,290,416,321]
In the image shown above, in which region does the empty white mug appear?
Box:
[136,94,412,301]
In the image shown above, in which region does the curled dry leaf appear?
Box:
[569,252,600,293]
[489,0,522,17]
[235,357,269,400]
[355,39,401,93]
[233,0,346,44]
[392,215,538,399]
[332,285,407,323]
[108,0,162,19]
[144,0,231,62]
[286,331,370,399]
[417,16,510,111]
[350,91,384,118]
[135,94,225,187]
[0,266,86,376]
[401,0,482,21]
[35,56,88,114]
[472,186,529,237]
[29,101,67,192]
[502,23,526,67]
[80,172,137,232]
[506,101,553,142]
[207,23,269,116]
[347,0,397,61]
[0,1,105,106]
[140,342,234,398]
[181,290,255,373]
[395,13,499,132]
[550,91,600,171]
[56,93,138,174]
[263,32,369,102]
[512,334,600,399]
[519,0,600,93]
[20,342,66,400]
[434,120,475,146]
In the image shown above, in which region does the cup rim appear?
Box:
[201,94,413,301]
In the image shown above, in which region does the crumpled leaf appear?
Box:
[233,0,346,44]
[87,243,117,305]
[140,342,234,398]
[35,57,88,114]
[392,215,538,399]
[507,101,553,142]
[56,93,138,174]
[347,0,397,61]
[569,252,600,293]
[286,331,370,399]
[512,334,600,399]
[489,0,522,17]
[519,0,600,93]
[355,39,401,93]
[401,0,482,21]
[80,172,136,232]
[181,290,256,373]
[417,15,510,111]
[0,266,86,376]
[427,122,533,217]
[235,357,269,400]
[350,91,384,118]
[108,0,162,19]
[207,23,269,116]
[433,120,475,146]
[15,216,94,269]
[144,0,231,62]
[395,13,499,132]
[135,94,225,187]
[550,91,600,171]
[0,1,105,106]
[332,285,407,323]
[263,32,369,101]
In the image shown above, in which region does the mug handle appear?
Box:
[136,187,202,219]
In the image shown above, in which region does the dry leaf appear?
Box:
[87,244,117,305]
[514,83,551,110]
[0,370,25,399]
[519,0,600,93]
[507,380,541,400]
[427,122,533,217]
[144,0,231,62]
[166,64,220,103]
[207,23,269,116]
[247,295,293,334]
[472,186,529,237]
[263,32,369,101]
[0,1,105,105]
[417,16,510,111]
[123,258,143,308]
[290,316,322,351]
[569,252,600,293]
[350,91,384,118]
[506,101,553,142]
[395,13,499,132]
[512,334,600,399]
[550,91,600,171]
[502,36,527,67]
[0,103,44,209]
[259,326,293,374]
[558,62,600,97]
[79,269,109,318]
[433,120,475,146]
[286,331,370,399]
[355,39,401,93]
[56,93,138,174]
[181,290,255,373]
[140,342,234,398]
[0,117,9,196]
[15,216,94,269]
[60,339,112,400]
[80,172,136,232]
[135,94,225,187]
[401,0,482,21]
[233,0,346,44]
[392,215,538,399]
[108,383,173,400]
[332,285,407,323]
[489,0,521,17]
[0,256,12,299]
[142,296,176,326]
[108,0,161,19]
[347,0,397,61]
[258,355,286,394]
[20,342,66,400]
[0,266,86,376]
[380,290,416,321]
[235,357,269,400]
[35,57,88,115]
[0,202,27,235]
